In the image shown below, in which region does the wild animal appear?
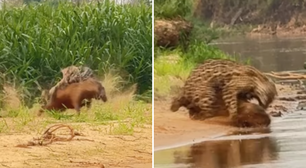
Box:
[38,78,107,116]
[170,59,277,121]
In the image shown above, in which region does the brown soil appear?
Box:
[154,84,300,149]
[154,100,235,149]
[0,119,152,168]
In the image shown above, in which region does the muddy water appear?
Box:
[154,36,306,168]
[154,109,306,168]
[210,36,306,72]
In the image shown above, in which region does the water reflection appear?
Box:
[155,135,279,168]
[155,110,306,168]
[186,138,277,167]
[173,137,279,168]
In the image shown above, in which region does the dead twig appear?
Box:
[264,72,306,80]
[16,124,80,148]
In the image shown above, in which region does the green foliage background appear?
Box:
[0,0,152,105]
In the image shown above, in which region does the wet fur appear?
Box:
[170,82,271,128]
[38,78,107,116]
[177,99,271,128]
[232,101,271,128]
[173,95,271,126]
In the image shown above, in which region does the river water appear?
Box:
[211,36,306,72]
[154,36,306,168]
[155,110,306,168]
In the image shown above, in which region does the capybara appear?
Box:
[176,98,271,128]
[38,78,107,116]
[171,59,277,121]
[47,65,94,105]
[233,101,271,128]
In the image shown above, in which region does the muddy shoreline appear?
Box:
[154,83,303,151]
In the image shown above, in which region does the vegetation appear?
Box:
[0,73,152,135]
[154,0,240,97]
[154,0,193,19]
[0,3,152,163]
[154,0,234,62]
[0,0,152,106]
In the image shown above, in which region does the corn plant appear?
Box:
[0,0,152,105]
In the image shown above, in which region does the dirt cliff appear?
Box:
[194,0,306,35]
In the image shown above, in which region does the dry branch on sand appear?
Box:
[15,124,82,148]
[264,71,306,80]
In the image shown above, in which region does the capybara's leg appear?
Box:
[75,105,81,116]
[72,100,81,116]
[80,99,91,109]
[86,100,92,109]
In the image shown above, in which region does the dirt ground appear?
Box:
[0,76,153,168]
[0,117,152,168]
[154,84,301,150]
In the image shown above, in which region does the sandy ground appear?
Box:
[154,84,301,150]
[0,119,152,168]
[0,78,153,168]
[154,100,237,149]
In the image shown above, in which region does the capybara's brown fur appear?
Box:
[38,78,107,116]
[233,101,271,128]
[181,99,271,128]
[46,66,94,105]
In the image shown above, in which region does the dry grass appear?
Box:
[0,73,152,135]
[0,73,152,167]
[1,84,22,110]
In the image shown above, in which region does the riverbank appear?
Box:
[154,80,302,150]
[247,26,306,37]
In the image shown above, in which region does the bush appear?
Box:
[0,1,152,105]
[181,40,233,64]
[154,0,236,65]
[154,0,192,19]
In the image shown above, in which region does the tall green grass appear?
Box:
[0,1,152,105]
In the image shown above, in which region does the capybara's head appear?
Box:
[170,99,181,112]
[233,102,271,128]
[97,86,107,102]
[170,95,191,112]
